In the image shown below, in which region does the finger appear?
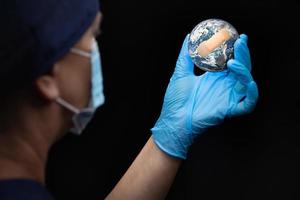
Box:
[173,34,195,78]
[239,34,248,43]
[232,81,259,116]
[233,34,252,72]
[227,59,253,84]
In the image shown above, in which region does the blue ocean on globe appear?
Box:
[188,19,239,72]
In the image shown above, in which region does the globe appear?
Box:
[188,19,239,72]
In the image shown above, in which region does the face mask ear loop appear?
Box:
[56,97,81,114]
[70,48,91,58]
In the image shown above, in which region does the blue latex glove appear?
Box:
[151,34,259,159]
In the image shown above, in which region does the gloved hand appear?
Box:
[151,34,259,159]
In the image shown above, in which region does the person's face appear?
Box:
[53,12,103,109]
[34,12,102,134]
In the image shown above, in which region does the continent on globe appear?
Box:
[188,19,239,72]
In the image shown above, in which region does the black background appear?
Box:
[46,0,300,199]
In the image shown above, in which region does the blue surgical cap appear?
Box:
[0,0,100,92]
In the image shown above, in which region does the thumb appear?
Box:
[172,34,195,79]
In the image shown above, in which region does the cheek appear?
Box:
[59,56,91,108]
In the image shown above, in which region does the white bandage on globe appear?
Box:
[188,19,239,72]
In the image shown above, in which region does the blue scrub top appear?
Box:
[0,179,53,200]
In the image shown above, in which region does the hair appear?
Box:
[0,81,42,133]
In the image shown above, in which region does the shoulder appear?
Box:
[0,179,54,200]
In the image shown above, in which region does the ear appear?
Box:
[35,74,59,102]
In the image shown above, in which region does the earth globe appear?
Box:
[188,19,239,72]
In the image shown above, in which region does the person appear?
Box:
[0,0,258,199]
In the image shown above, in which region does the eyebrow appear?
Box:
[94,14,103,37]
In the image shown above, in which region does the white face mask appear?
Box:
[56,40,105,135]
